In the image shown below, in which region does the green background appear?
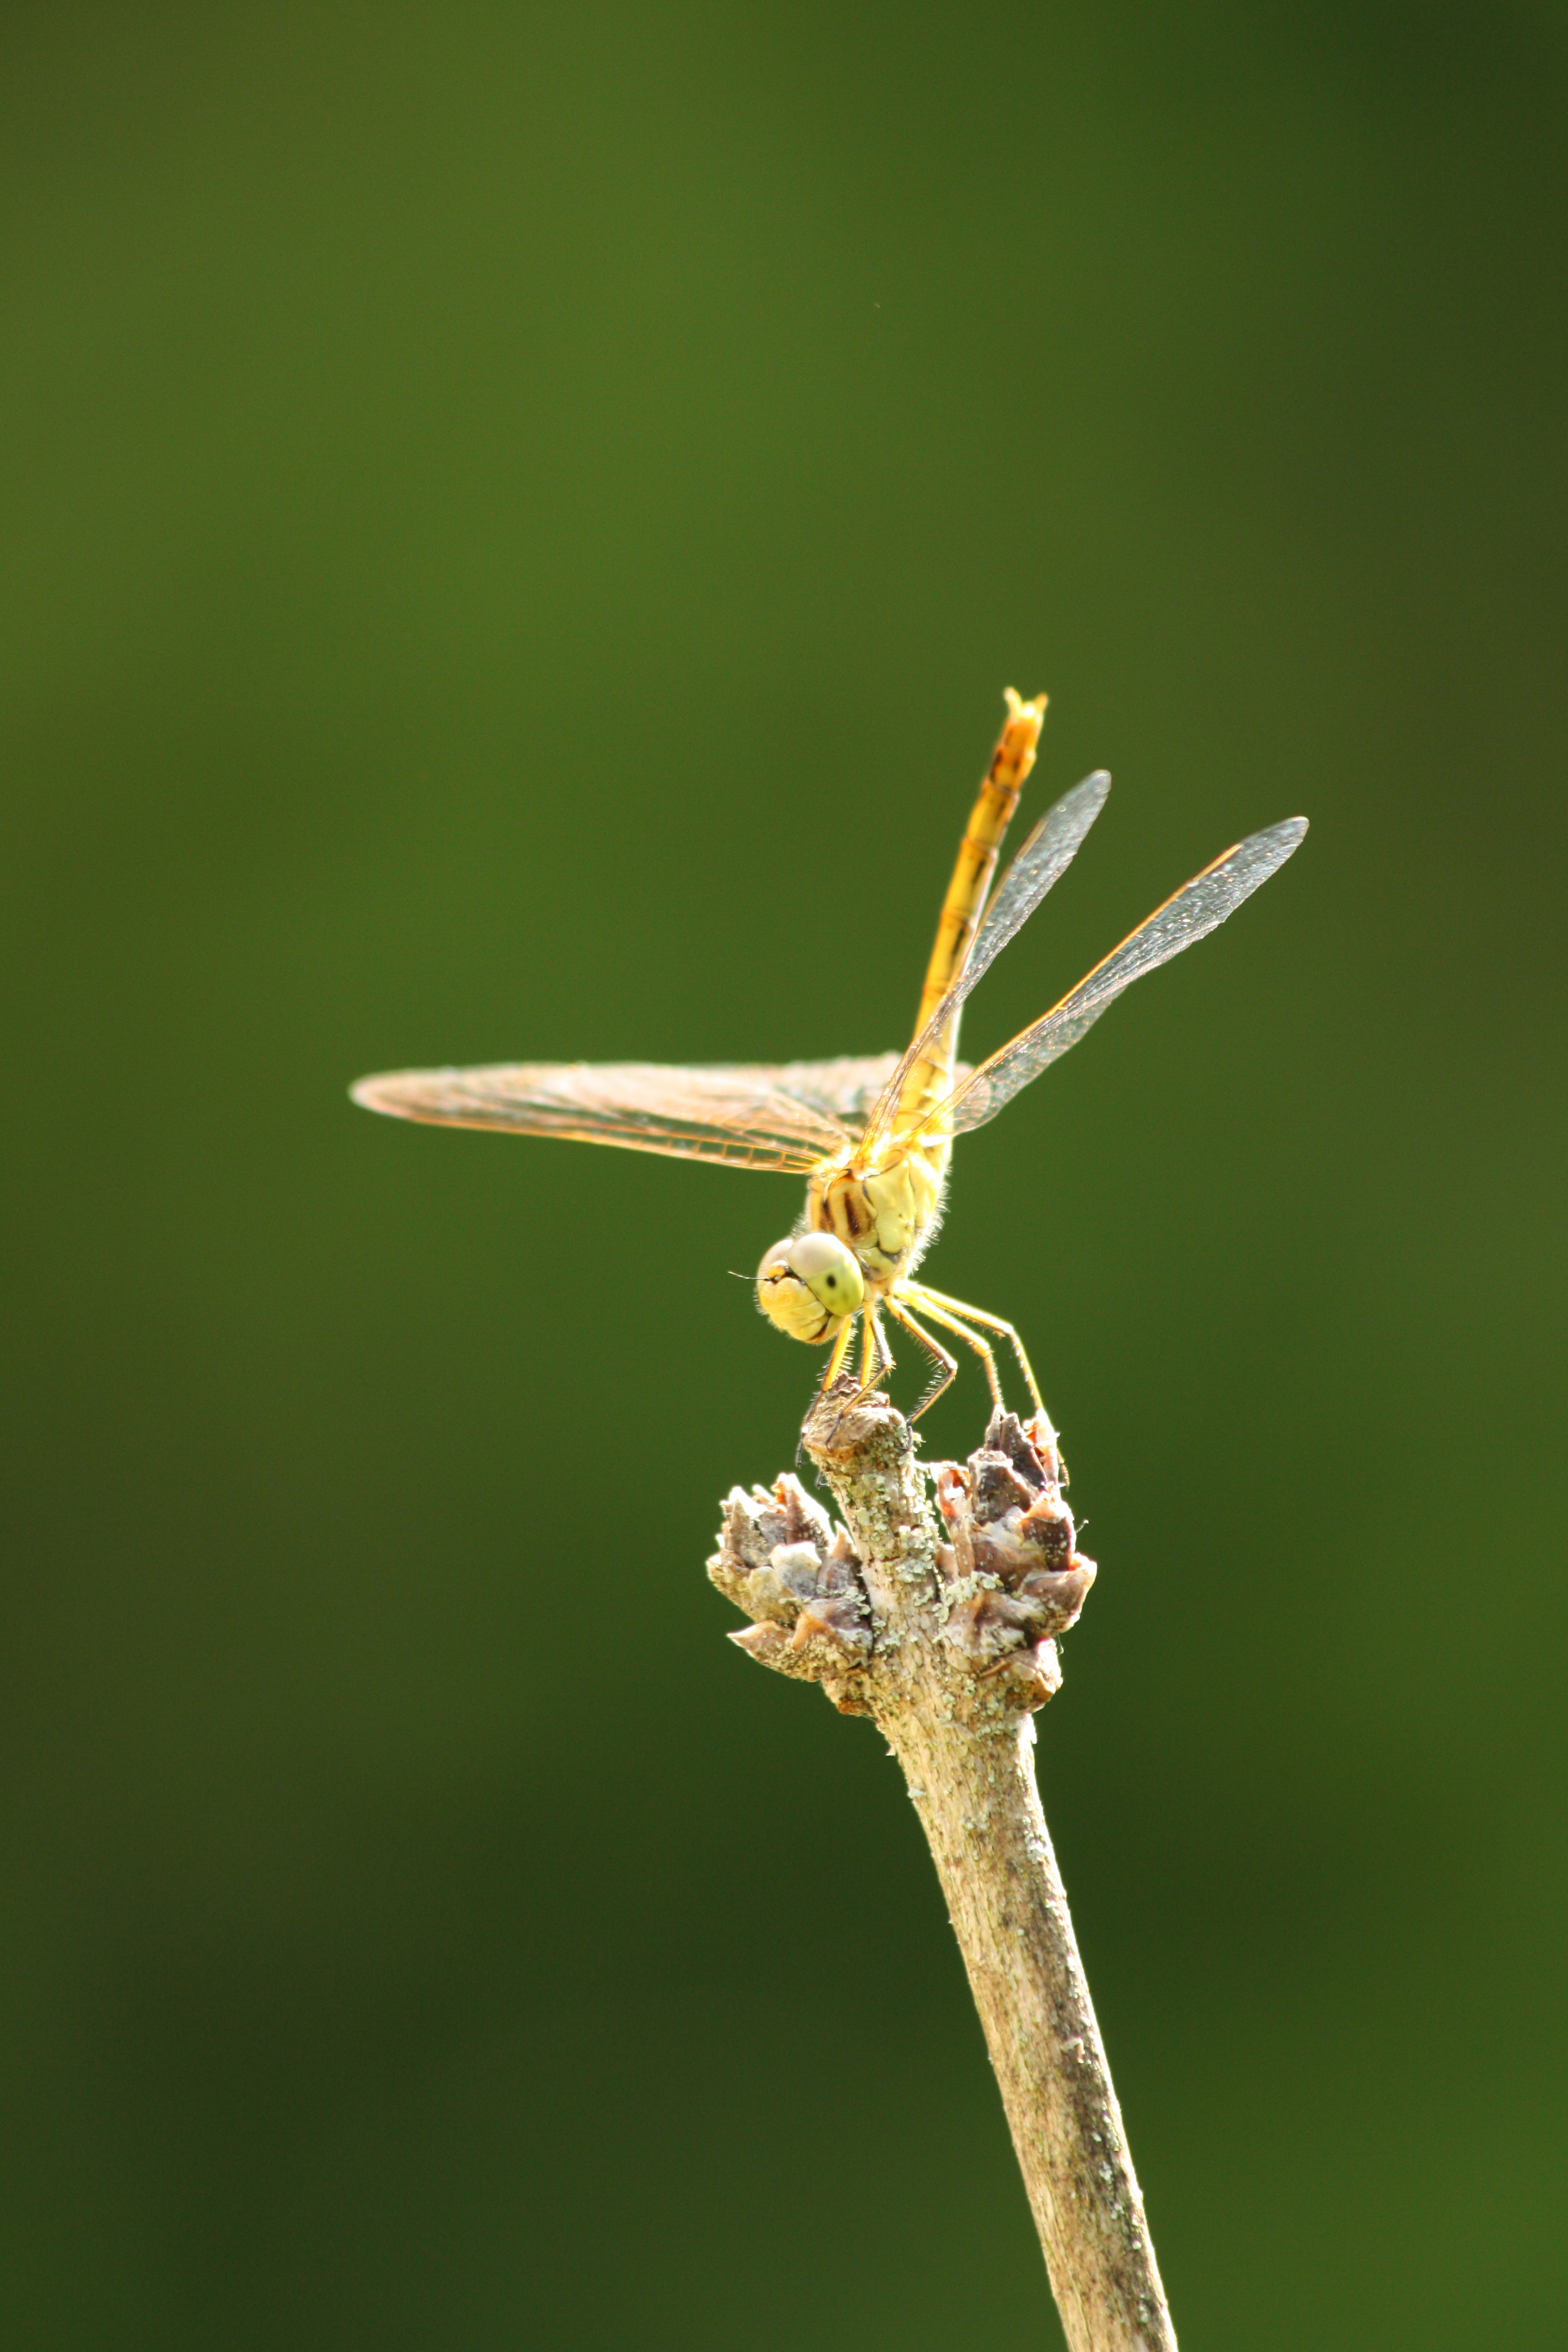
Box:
[4,4,1564,2345]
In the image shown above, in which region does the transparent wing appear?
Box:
[970,769,1114,975]
[935,817,1309,1135]
[857,770,1113,1155]
[758,1054,908,1131]
[349,1053,908,1172]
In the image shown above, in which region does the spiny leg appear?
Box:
[860,1301,893,1391]
[906,1282,1044,1417]
[817,1311,857,1403]
[803,1313,862,1460]
[827,1307,894,1439]
[901,1286,1005,1412]
[883,1294,958,1421]
[815,1305,899,1451]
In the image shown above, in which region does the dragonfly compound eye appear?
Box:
[755,1231,864,1343]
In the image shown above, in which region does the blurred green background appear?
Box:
[3,3,1564,2345]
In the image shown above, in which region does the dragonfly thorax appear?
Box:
[810,1145,946,1291]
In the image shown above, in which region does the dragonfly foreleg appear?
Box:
[817,1313,857,1404]
[826,1308,896,1434]
[813,1305,898,1450]
[905,1283,1044,1417]
[884,1295,958,1421]
[861,1303,893,1389]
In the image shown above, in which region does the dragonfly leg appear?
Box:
[883,1294,958,1421]
[813,1307,898,1449]
[817,1313,857,1404]
[901,1286,1004,1412]
[905,1283,1044,1417]
[826,1308,896,1435]
[861,1302,894,1390]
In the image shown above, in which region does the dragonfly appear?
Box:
[352,692,1306,1422]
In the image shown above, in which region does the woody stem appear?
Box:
[890,1709,1174,2352]
[800,1390,1175,2352]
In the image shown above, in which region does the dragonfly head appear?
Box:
[756,1231,864,1342]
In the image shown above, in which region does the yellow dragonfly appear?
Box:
[352,693,1306,1421]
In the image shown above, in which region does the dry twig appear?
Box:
[709,1374,1176,2352]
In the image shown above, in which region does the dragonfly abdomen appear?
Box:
[893,689,1046,1138]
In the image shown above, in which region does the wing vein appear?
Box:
[931,817,1308,1136]
[349,1054,912,1172]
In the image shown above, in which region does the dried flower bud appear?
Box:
[930,1410,1096,1710]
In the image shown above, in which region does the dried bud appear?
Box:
[709,1471,871,1708]
[1013,1562,1096,1640]
[971,1453,1037,1521]
[985,1409,1065,1493]
[728,1621,793,1670]
[1020,1638,1064,1707]
[791,1596,873,1660]
[931,1412,1096,1710]
[714,1396,1088,1725]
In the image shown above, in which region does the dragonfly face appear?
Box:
[351,689,1306,1424]
[756,1229,864,1343]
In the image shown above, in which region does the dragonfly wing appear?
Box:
[968,768,1114,982]
[857,770,1113,1155]
[753,1053,905,1132]
[938,815,1308,1134]
[349,1056,898,1171]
